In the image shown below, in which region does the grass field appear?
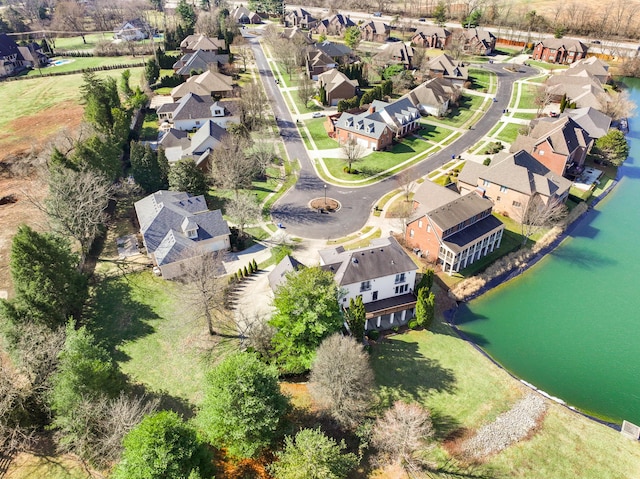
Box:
[431,94,485,128]
[305,117,339,150]
[511,83,540,110]
[469,68,497,94]
[26,56,145,76]
[495,122,525,143]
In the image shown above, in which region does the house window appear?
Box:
[360,280,371,292]
[395,273,405,284]
[427,225,432,233]
[409,229,414,238]
[500,185,507,192]
[496,196,501,201]
[195,120,200,126]
[483,180,490,187]
[395,284,408,294]
[513,200,522,207]
[418,220,422,228]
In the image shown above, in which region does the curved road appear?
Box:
[246,31,535,239]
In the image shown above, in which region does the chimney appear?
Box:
[369,104,376,114]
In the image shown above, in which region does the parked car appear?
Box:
[372,11,382,17]
[312,112,325,118]
[591,40,601,44]
[418,17,426,22]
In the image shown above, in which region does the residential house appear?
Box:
[114,18,152,41]
[566,57,610,84]
[427,53,468,86]
[284,8,317,29]
[316,40,354,65]
[411,26,451,49]
[157,93,240,130]
[560,107,611,139]
[161,120,228,170]
[173,50,230,77]
[158,128,189,150]
[0,34,47,77]
[401,77,459,117]
[460,27,496,55]
[317,68,358,106]
[180,34,226,54]
[281,26,314,45]
[360,20,391,43]
[457,150,572,219]
[532,38,588,64]
[134,190,231,279]
[405,180,504,275]
[314,14,356,36]
[510,116,593,178]
[374,42,414,69]
[545,72,606,110]
[268,255,305,291]
[170,70,234,100]
[320,237,418,331]
[306,48,336,80]
[230,6,261,24]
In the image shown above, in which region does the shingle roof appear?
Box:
[268,255,305,291]
[428,53,468,80]
[180,34,226,51]
[134,190,230,264]
[536,38,588,53]
[561,107,611,139]
[317,41,353,58]
[380,42,414,64]
[173,50,230,76]
[334,111,390,140]
[402,77,457,109]
[317,68,358,94]
[0,33,19,58]
[443,215,504,253]
[413,26,450,38]
[427,191,494,232]
[518,116,592,156]
[319,237,417,286]
[158,93,224,122]
[409,180,460,222]
[159,128,189,149]
[171,70,233,99]
[360,20,390,34]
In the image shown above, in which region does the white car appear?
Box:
[312,112,324,118]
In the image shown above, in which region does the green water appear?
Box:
[455,79,640,425]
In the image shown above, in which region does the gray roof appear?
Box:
[512,116,591,157]
[402,77,458,109]
[427,191,495,232]
[173,50,230,76]
[409,180,460,222]
[442,215,504,253]
[319,237,417,287]
[360,20,390,34]
[134,190,230,264]
[561,107,611,139]
[379,42,414,64]
[188,119,227,154]
[316,41,353,58]
[158,93,226,122]
[536,37,588,53]
[428,53,468,80]
[334,111,390,140]
[479,150,572,197]
[268,255,305,291]
[159,128,189,149]
[413,26,450,38]
[371,98,420,132]
[180,34,225,52]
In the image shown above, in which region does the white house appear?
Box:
[114,19,151,41]
[319,236,418,331]
[157,93,239,131]
[134,190,231,279]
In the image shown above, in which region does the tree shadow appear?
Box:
[83,276,161,362]
[129,383,196,420]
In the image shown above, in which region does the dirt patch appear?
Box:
[0,101,84,160]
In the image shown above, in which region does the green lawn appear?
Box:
[372,326,640,479]
[468,68,496,94]
[27,56,144,76]
[305,117,339,150]
[495,122,524,143]
[431,94,484,128]
[140,111,159,141]
[512,112,538,120]
[51,33,113,51]
[511,83,540,110]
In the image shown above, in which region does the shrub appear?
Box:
[368,329,380,341]
[408,319,418,329]
[483,157,491,166]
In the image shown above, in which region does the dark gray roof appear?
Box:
[334,111,390,140]
[427,191,494,232]
[159,128,189,148]
[536,37,587,53]
[173,50,229,76]
[188,119,228,154]
[443,215,504,253]
[268,255,305,291]
[317,40,352,58]
[319,237,417,287]
[158,93,224,122]
[0,33,19,58]
[134,190,230,264]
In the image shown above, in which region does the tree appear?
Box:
[144,58,160,85]
[45,167,113,264]
[269,428,358,479]
[341,138,367,173]
[49,321,125,457]
[113,411,213,479]
[240,82,268,130]
[592,128,630,166]
[168,158,209,196]
[273,38,299,81]
[248,132,276,179]
[344,26,361,49]
[372,401,435,473]
[344,296,366,341]
[434,1,447,26]
[3,225,86,329]
[210,134,255,197]
[269,267,343,374]
[180,250,228,336]
[297,76,316,109]
[598,89,636,121]
[535,85,553,116]
[80,72,122,133]
[130,142,169,192]
[226,192,261,238]
[309,334,374,428]
[416,268,434,292]
[52,1,87,43]
[414,288,435,328]
[517,194,568,245]
[197,352,290,458]
[176,0,197,30]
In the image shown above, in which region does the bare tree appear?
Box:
[248,132,277,179]
[53,1,88,43]
[297,76,317,109]
[517,194,567,245]
[371,401,435,473]
[43,167,114,266]
[226,192,261,238]
[597,90,636,121]
[195,9,221,37]
[180,249,228,336]
[240,82,268,131]
[210,134,256,198]
[232,35,252,73]
[309,334,374,429]
[273,38,299,81]
[534,85,553,116]
[341,138,367,173]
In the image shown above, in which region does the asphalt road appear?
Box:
[246,30,535,239]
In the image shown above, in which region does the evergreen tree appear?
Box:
[168,158,208,196]
[416,268,434,292]
[145,58,161,85]
[345,296,366,341]
[130,142,169,192]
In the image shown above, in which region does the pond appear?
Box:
[454,78,640,425]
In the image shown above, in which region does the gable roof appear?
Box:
[319,236,417,286]
[380,42,414,64]
[360,20,390,34]
[158,93,221,122]
[428,53,468,79]
[281,26,314,44]
[0,33,19,58]
[173,50,230,76]
[323,13,356,28]
[180,34,226,52]
[134,190,230,264]
[402,77,457,109]
[317,68,358,93]
[536,37,588,53]
[307,48,335,68]
[409,179,460,221]
[268,255,305,291]
[567,56,609,78]
[372,98,420,130]
[159,128,189,149]
[561,107,611,139]
[187,119,228,153]
[171,69,233,99]
[512,116,592,157]
[335,111,390,140]
[316,40,353,58]
[413,26,450,38]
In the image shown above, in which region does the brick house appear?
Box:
[306,48,336,80]
[532,38,588,64]
[457,150,572,219]
[427,53,468,86]
[317,69,358,106]
[284,7,318,29]
[360,20,391,42]
[332,110,394,151]
[401,77,459,117]
[510,116,593,178]
[374,42,415,68]
[405,181,504,275]
[320,237,418,331]
[314,14,356,36]
[411,26,451,49]
[460,27,496,55]
[180,34,226,54]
